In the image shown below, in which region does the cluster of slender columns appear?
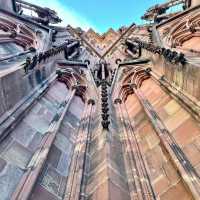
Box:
[114,98,156,200]
[64,99,95,200]
[114,75,200,199]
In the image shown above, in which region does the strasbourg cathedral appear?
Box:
[0,0,200,199]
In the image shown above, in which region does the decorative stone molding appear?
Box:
[126,38,187,65]
[116,66,151,101]
[100,80,110,130]
[0,17,35,49]
[58,68,87,102]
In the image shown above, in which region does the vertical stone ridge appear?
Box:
[64,100,94,200]
[73,82,130,200]
[114,98,156,200]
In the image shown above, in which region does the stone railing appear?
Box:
[23,40,80,73]
[125,38,186,65]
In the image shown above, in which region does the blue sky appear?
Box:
[26,0,167,33]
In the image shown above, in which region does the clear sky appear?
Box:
[26,0,167,33]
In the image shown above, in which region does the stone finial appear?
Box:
[101,120,110,130]
[145,67,152,73]
[115,58,122,65]
[114,98,122,104]
[84,59,90,65]
[87,99,95,105]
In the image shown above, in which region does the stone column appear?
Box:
[114,98,156,200]
[79,99,95,200]
[64,98,95,200]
